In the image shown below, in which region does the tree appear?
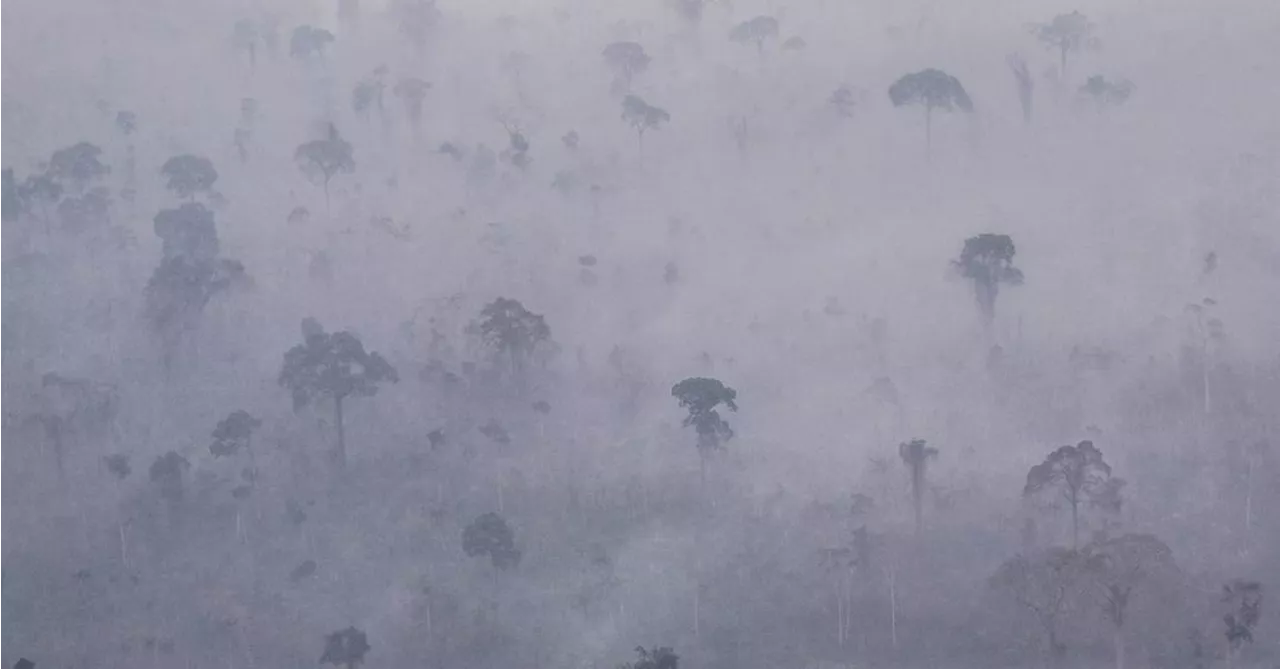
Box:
[320,627,371,669]
[160,155,218,201]
[729,16,780,55]
[1033,12,1095,79]
[295,124,355,213]
[1024,440,1115,548]
[48,142,110,193]
[462,512,521,569]
[145,256,246,341]
[602,41,650,90]
[153,203,220,261]
[620,646,679,669]
[1084,534,1179,669]
[475,297,551,377]
[149,451,190,521]
[888,69,973,151]
[211,410,261,458]
[232,19,259,68]
[16,172,63,226]
[671,377,738,486]
[103,453,132,566]
[393,77,431,131]
[290,25,334,60]
[952,233,1024,332]
[621,95,670,150]
[278,319,398,468]
[1008,53,1034,123]
[1079,76,1134,107]
[898,438,938,534]
[23,373,119,480]
[2,168,21,221]
[991,547,1092,663]
[1222,580,1262,667]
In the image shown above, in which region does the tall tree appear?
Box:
[290,25,335,61]
[888,69,973,151]
[602,41,650,90]
[621,95,670,151]
[232,19,259,69]
[991,547,1092,663]
[952,233,1024,332]
[671,377,738,486]
[1032,12,1095,79]
[295,124,355,213]
[149,451,190,525]
[160,155,218,201]
[1008,53,1034,123]
[897,438,938,533]
[1024,440,1115,548]
[393,77,431,132]
[729,16,780,55]
[475,297,552,377]
[153,203,220,261]
[462,512,521,569]
[1084,534,1179,669]
[48,141,110,194]
[278,319,398,468]
[1222,580,1262,668]
[320,627,371,669]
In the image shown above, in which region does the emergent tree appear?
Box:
[671,377,738,486]
[1024,440,1115,548]
[888,69,973,151]
[952,233,1024,333]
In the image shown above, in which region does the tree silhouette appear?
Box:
[1079,75,1134,108]
[621,95,670,151]
[952,233,1024,332]
[1084,533,1178,669]
[602,41,650,90]
[48,141,110,194]
[210,410,261,458]
[1024,440,1115,548]
[103,453,132,566]
[991,547,1091,662]
[11,171,61,228]
[295,125,355,213]
[620,646,679,669]
[160,155,218,201]
[232,19,259,69]
[2,168,20,222]
[145,256,246,341]
[729,16,780,55]
[888,69,973,151]
[475,297,551,377]
[897,439,938,534]
[1032,12,1095,79]
[1222,580,1262,666]
[290,25,334,61]
[393,77,431,131]
[320,627,370,669]
[462,512,521,569]
[149,451,190,523]
[1008,54,1034,123]
[671,377,738,486]
[279,319,398,468]
[153,203,220,261]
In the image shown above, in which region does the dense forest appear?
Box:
[2,0,1278,668]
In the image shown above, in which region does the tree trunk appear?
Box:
[911,467,924,534]
[323,176,332,216]
[1060,45,1068,80]
[1070,496,1079,549]
[333,395,347,468]
[924,104,933,154]
[1114,628,1124,669]
[118,519,129,568]
[889,566,898,650]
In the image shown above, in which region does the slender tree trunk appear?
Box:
[333,395,347,468]
[1070,496,1079,549]
[323,176,332,216]
[693,583,700,638]
[1114,627,1124,669]
[911,468,924,534]
[118,518,129,568]
[924,104,933,155]
[1060,45,1068,80]
[888,566,898,650]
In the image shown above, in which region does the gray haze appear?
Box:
[2,0,1278,668]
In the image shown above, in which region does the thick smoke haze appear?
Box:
[2,0,1278,668]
